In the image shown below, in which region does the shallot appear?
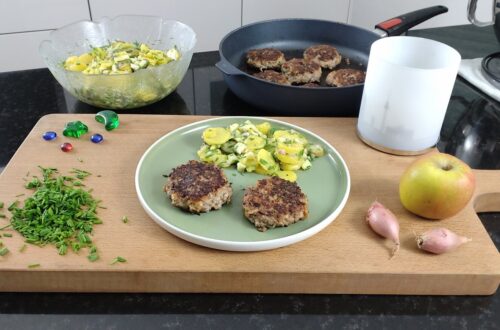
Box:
[366,201,400,257]
[416,228,471,254]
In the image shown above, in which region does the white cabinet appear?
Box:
[89,0,241,52]
[242,0,350,25]
[0,31,52,72]
[0,0,89,33]
[348,0,491,30]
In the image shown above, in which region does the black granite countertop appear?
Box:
[0,24,499,329]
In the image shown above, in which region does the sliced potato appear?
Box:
[257,149,277,171]
[276,170,297,182]
[275,151,301,164]
[280,159,304,171]
[67,62,87,71]
[256,122,271,135]
[78,53,93,65]
[277,141,303,155]
[245,135,266,150]
[202,127,231,145]
[272,130,290,139]
[255,164,272,175]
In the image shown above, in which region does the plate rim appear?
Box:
[134,116,351,251]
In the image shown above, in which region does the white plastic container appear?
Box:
[357,36,461,155]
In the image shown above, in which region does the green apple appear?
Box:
[399,152,475,220]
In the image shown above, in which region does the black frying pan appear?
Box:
[216,6,448,116]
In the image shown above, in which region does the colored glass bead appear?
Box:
[60,142,73,152]
[42,131,57,141]
[95,110,119,131]
[63,121,89,138]
[91,133,103,143]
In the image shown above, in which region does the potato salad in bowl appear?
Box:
[40,15,196,109]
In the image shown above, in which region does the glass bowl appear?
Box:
[40,15,196,109]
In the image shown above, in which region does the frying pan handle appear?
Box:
[216,60,245,76]
[375,5,448,37]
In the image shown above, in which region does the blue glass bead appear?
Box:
[42,131,57,141]
[90,133,103,144]
[95,110,119,131]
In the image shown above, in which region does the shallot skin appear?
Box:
[366,201,400,256]
[417,228,471,254]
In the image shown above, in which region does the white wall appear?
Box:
[0,0,491,72]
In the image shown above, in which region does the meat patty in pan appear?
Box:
[303,45,342,69]
[246,48,286,71]
[326,69,366,87]
[253,70,290,85]
[281,58,322,84]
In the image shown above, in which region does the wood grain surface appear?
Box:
[0,114,498,295]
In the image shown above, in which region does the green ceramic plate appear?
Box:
[135,117,350,251]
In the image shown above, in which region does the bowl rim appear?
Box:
[39,14,197,77]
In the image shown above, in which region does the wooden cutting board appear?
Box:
[0,114,498,295]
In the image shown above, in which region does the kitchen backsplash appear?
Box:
[0,0,490,72]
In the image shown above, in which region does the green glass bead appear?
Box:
[95,110,119,131]
[63,121,89,138]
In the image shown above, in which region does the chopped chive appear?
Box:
[58,244,68,255]
[7,201,19,211]
[0,224,12,230]
[111,256,126,265]
[3,233,12,237]
[0,214,6,218]
[9,166,103,262]
[122,216,128,223]
[87,253,99,262]
[28,263,40,268]
[15,193,25,198]
[19,244,27,252]
[0,202,3,209]
[162,174,169,178]
[0,247,9,256]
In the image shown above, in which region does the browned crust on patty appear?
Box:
[246,48,286,70]
[304,45,342,69]
[326,69,366,87]
[253,70,290,85]
[243,177,308,232]
[164,160,232,213]
[281,58,322,84]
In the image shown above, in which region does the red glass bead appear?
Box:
[60,142,73,152]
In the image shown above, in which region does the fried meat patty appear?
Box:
[303,45,342,69]
[326,69,366,87]
[281,58,322,84]
[243,177,308,232]
[253,70,290,85]
[164,160,232,213]
[246,48,286,70]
